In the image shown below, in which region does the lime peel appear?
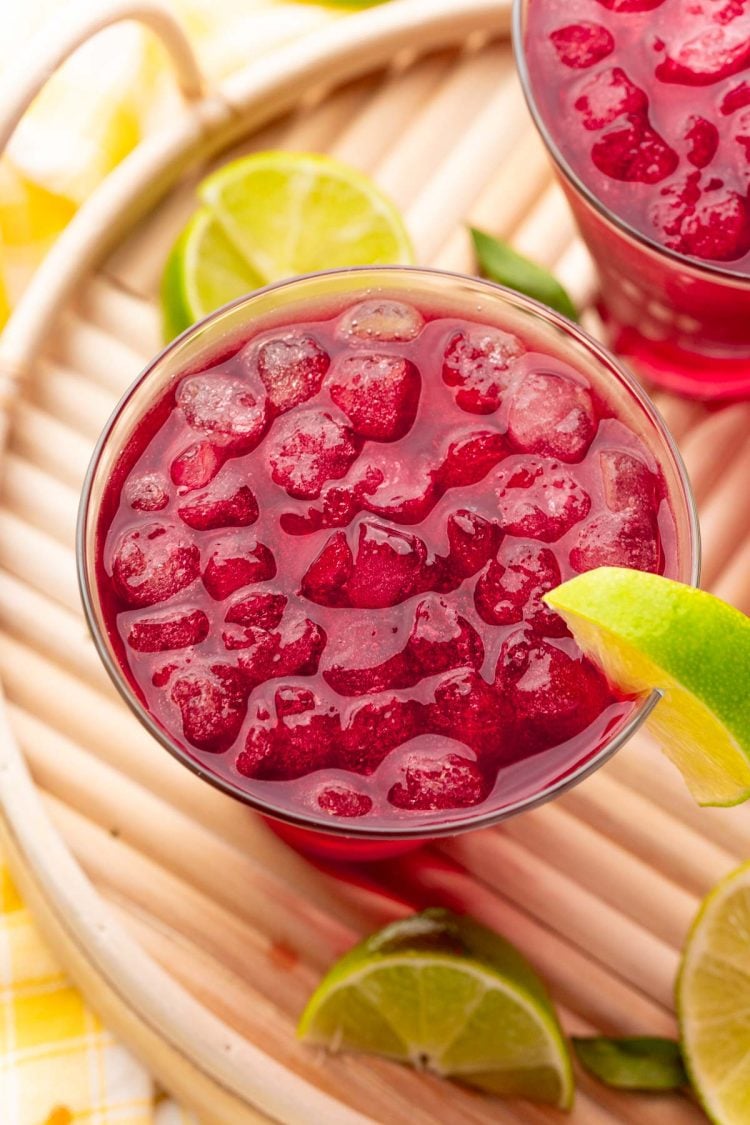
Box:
[298,908,574,1109]
[544,568,750,807]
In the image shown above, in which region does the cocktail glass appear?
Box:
[78,267,699,860]
[514,0,750,401]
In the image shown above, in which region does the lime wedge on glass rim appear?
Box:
[298,908,574,1108]
[678,860,750,1124]
[161,151,415,339]
[544,567,750,807]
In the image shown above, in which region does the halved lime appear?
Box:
[161,209,263,342]
[160,209,260,342]
[678,861,750,1124]
[544,568,750,807]
[161,151,414,338]
[298,908,574,1108]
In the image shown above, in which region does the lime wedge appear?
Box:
[544,567,750,807]
[298,908,574,1108]
[162,151,414,337]
[678,861,750,1124]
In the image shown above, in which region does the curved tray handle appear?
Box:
[0,0,204,157]
[0,0,207,447]
[0,0,511,399]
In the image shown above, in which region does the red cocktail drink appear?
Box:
[517,0,750,399]
[78,269,698,859]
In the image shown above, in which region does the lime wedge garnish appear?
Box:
[544,567,750,807]
[161,151,415,338]
[678,860,750,1124]
[298,908,574,1108]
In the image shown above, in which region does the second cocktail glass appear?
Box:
[515,0,750,401]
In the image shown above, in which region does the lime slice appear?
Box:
[162,151,414,336]
[544,567,750,807]
[298,908,573,1108]
[678,861,750,1123]
[161,210,263,343]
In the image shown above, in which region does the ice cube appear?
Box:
[178,479,258,530]
[336,299,424,342]
[570,510,661,573]
[387,740,488,810]
[127,608,209,652]
[496,629,609,751]
[591,115,678,184]
[574,68,648,131]
[111,524,200,608]
[170,441,223,492]
[125,473,169,512]
[550,22,615,69]
[202,538,276,600]
[171,661,248,753]
[442,325,525,414]
[177,373,267,452]
[474,541,565,635]
[495,459,591,542]
[507,372,596,463]
[269,409,360,499]
[254,334,330,413]
[327,353,421,441]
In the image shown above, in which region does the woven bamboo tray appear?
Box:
[1,1,748,1121]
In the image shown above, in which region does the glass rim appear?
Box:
[77,264,701,840]
[511,0,750,289]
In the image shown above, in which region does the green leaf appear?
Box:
[470,227,578,321]
[573,1037,689,1092]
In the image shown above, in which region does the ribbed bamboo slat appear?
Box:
[0,2,748,1122]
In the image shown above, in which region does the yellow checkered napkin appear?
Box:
[0,865,199,1125]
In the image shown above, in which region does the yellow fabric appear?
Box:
[0,2,347,1121]
[0,863,200,1124]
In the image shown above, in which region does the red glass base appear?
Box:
[612,324,750,402]
[264,817,428,862]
